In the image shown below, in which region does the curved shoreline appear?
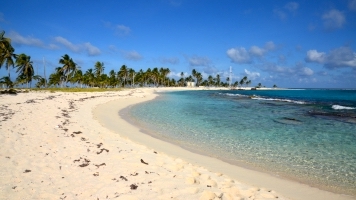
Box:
[93,88,355,200]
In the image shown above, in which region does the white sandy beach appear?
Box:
[0,88,354,200]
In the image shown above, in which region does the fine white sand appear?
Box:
[0,88,354,200]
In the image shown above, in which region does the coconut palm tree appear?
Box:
[59,54,78,87]
[180,72,184,86]
[208,75,214,87]
[15,53,34,88]
[48,67,64,87]
[70,70,84,88]
[196,72,203,86]
[84,69,95,87]
[216,74,221,87]
[0,31,17,79]
[0,76,14,88]
[118,65,128,87]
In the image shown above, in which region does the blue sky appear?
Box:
[1,0,356,88]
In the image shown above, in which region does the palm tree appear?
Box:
[59,54,78,87]
[15,53,34,88]
[180,72,184,86]
[208,75,214,87]
[48,67,64,87]
[273,84,278,88]
[196,72,203,86]
[216,74,221,87]
[118,65,128,87]
[239,78,245,88]
[70,70,84,88]
[0,76,14,88]
[0,31,17,79]
[94,61,104,77]
[84,69,95,87]
[128,68,136,87]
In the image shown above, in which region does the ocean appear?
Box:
[128,89,356,195]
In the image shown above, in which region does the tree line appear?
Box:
[1,30,266,89]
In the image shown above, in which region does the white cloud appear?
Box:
[249,46,265,57]
[349,0,356,11]
[322,9,345,30]
[285,2,299,12]
[301,67,314,76]
[121,50,143,61]
[83,42,101,56]
[227,47,251,64]
[187,55,211,66]
[116,25,131,35]
[227,41,276,63]
[244,69,260,80]
[305,47,356,69]
[54,36,101,56]
[8,31,44,47]
[326,47,356,68]
[160,57,180,65]
[305,50,326,63]
[54,36,81,52]
[264,41,276,51]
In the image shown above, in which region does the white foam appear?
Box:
[251,97,306,104]
[332,105,356,110]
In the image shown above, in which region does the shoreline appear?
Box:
[93,88,355,200]
[0,88,353,199]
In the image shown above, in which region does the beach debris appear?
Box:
[94,163,106,168]
[96,143,103,148]
[12,186,17,189]
[130,172,139,176]
[140,159,148,165]
[120,176,128,181]
[23,169,31,173]
[153,151,157,154]
[93,172,99,176]
[73,131,82,134]
[130,184,138,190]
[97,148,109,154]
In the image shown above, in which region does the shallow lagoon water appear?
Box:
[128,89,356,195]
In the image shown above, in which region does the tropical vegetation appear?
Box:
[1,30,277,90]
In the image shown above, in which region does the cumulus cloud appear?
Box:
[54,36,81,52]
[260,63,313,79]
[54,36,101,56]
[305,50,326,63]
[227,47,251,64]
[8,31,44,47]
[83,42,101,56]
[159,57,180,65]
[244,69,260,80]
[121,50,143,61]
[249,46,265,57]
[227,41,276,63]
[116,25,131,35]
[349,0,356,11]
[305,47,356,69]
[322,9,345,30]
[187,55,211,66]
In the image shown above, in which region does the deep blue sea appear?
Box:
[128,89,356,195]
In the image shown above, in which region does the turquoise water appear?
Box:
[128,89,356,195]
